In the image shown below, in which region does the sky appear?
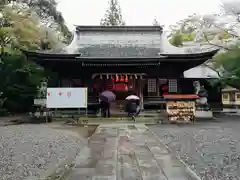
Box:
[57,0,223,30]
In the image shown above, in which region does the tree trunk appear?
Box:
[0,45,3,55]
[0,45,3,62]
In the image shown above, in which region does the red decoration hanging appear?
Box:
[161,85,168,96]
[125,76,128,82]
[120,76,124,82]
[162,87,168,91]
[116,75,119,82]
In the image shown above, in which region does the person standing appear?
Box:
[125,93,140,122]
[100,100,110,118]
[99,89,115,118]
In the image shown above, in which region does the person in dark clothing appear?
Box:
[100,100,110,117]
[126,100,139,122]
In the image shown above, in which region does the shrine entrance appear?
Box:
[92,73,146,116]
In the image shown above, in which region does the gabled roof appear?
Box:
[222,86,239,92]
[184,64,220,78]
[22,48,219,62]
[22,25,219,65]
[74,25,163,58]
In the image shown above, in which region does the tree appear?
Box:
[0,6,59,52]
[169,30,183,47]
[195,1,240,88]
[0,4,63,114]
[100,0,125,26]
[209,46,240,88]
[176,1,240,50]
[0,13,13,55]
[1,0,72,44]
[1,51,45,112]
[23,0,72,43]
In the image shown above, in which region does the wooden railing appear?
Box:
[143,96,165,105]
[88,96,98,105]
[88,96,166,106]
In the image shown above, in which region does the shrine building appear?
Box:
[22,26,221,113]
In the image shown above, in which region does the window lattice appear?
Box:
[147,79,156,92]
[168,79,177,92]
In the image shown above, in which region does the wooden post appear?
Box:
[140,78,144,110]
[156,77,159,96]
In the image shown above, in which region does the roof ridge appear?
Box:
[75,25,163,32]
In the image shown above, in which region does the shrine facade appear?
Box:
[22,26,221,112]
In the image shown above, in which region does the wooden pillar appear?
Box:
[140,78,144,110]
[58,77,62,87]
[156,77,160,96]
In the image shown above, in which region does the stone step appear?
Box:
[52,116,167,125]
[63,124,200,180]
[52,113,161,117]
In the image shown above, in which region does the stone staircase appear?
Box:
[51,109,167,124]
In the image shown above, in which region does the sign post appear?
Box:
[46,88,88,116]
[164,94,199,123]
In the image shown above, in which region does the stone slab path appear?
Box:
[66,124,198,180]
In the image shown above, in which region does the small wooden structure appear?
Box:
[222,86,240,107]
[164,94,199,123]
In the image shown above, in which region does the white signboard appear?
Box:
[46,88,88,108]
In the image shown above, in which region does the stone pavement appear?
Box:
[66,124,198,180]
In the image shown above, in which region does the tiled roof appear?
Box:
[22,26,218,61]
[74,26,162,57]
[78,45,161,57]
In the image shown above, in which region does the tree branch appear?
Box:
[211,22,239,38]
[202,63,222,78]
[202,32,231,50]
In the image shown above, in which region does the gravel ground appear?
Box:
[0,124,86,180]
[149,117,240,180]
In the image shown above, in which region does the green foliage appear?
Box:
[168,13,234,44]
[0,6,59,52]
[169,31,196,45]
[14,0,72,43]
[212,47,240,89]
[218,31,231,40]
[169,31,183,47]
[181,32,195,41]
[1,51,45,112]
[0,3,67,114]
[100,0,125,26]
